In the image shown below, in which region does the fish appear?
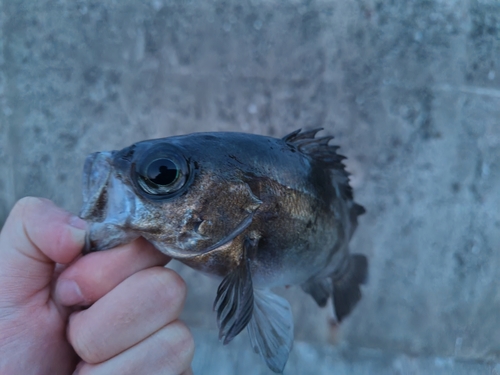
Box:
[80,128,368,373]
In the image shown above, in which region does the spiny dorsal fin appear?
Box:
[282,127,323,142]
[282,128,360,206]
[283,128,345,170]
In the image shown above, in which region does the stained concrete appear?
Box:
[1,0,500,373]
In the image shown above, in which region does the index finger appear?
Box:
[0,197,86,304]
[55,237,171,306]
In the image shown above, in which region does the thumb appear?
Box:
[0,197,86,305]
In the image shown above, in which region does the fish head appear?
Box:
[80,135,261,259]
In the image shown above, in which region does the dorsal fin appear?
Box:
[282,128,361,210]
[282,128,346,172]
[282,127,323,142]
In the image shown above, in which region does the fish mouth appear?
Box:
[80,152,112,222]
[80,151,139,253]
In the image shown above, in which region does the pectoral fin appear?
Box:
[213,237,294,373]
[247,289,294,374]
[213,249,254,345]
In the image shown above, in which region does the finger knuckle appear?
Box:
[16,196,43,207]
[165,269,187,302]
[175,321,195,360]
[68,316,102,364]
[148,268,187,310]
[163,321,195,370]
[70,334,94,363]
[13,197,43,220]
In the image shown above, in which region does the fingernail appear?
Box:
[57,279,85,306]
[69,216,87,247]
[69,215,87,230]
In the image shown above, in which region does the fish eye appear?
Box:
[137,157,187,196]
[146,159,178,186]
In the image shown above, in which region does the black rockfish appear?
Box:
[80,128,368,373]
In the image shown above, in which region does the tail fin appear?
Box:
[332,254,368,322]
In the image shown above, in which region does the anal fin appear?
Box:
[247,289,294,374]
[333,253,368,322]
[301,278,332,307]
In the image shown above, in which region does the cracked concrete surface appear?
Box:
[1,0,500,373]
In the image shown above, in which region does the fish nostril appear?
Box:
[117,146,135,161]
[193,219,204,234]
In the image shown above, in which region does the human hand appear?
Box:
[0,197,194,375]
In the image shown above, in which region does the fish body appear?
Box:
[80,129,367,373]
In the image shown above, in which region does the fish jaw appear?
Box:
[80,151,140,252]
[80,151,113,222]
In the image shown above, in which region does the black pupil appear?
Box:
[146,159,178,186]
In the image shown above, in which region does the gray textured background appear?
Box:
[1,0,500,374]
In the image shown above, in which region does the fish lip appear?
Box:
[81,152,98,205]
[79,151,114,221]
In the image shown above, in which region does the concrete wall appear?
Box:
[1,0,500,373]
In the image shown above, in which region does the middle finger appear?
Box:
[68,266,186,363]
